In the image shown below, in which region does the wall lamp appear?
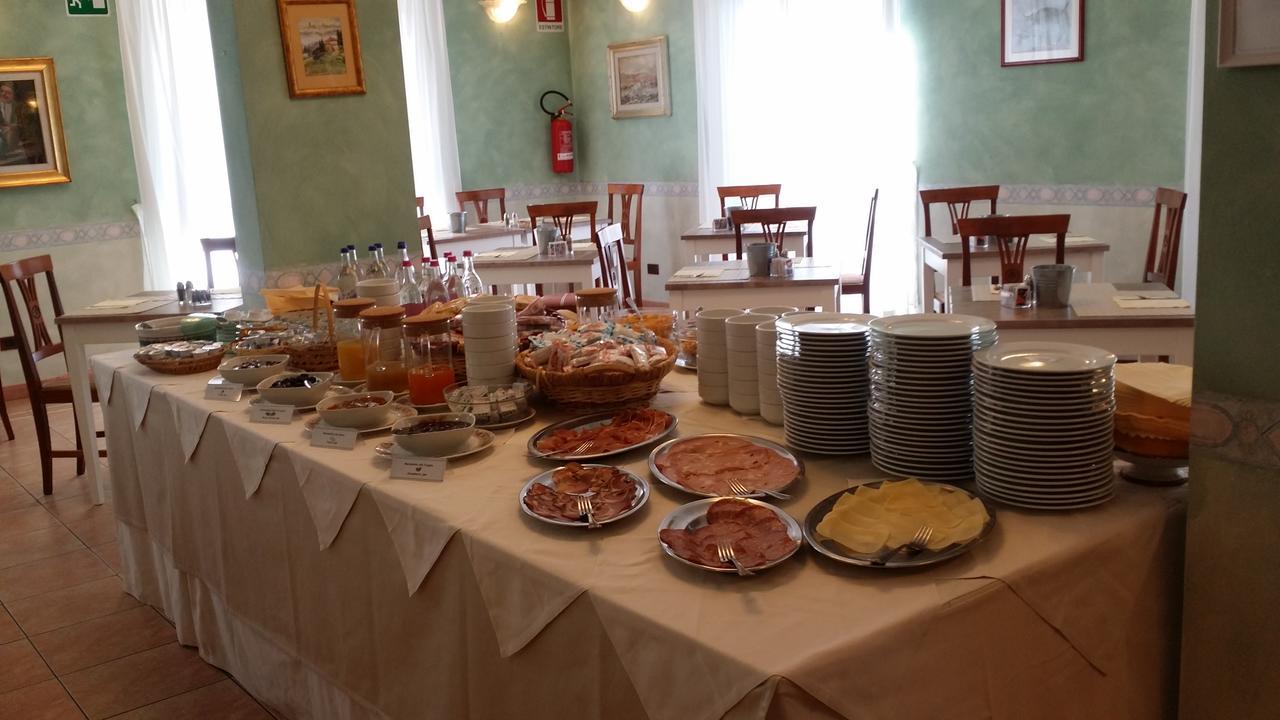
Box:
[478,0,526,24]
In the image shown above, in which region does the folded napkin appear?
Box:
[88,297,152,310]
[1113,296,1190,309]
[219,416,287,498]
[286,447,367,550]
[672,268,725,279]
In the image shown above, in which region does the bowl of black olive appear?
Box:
[218,354,290,386]
[391,412,476,456]
[256,371,334,407]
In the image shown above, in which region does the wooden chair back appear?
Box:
[860,188,879,282]
[955,214,1070,286]
[455,187,507,224]
[200,237,238,289]
[0,256,66,394]
[606,183,644,304]
[419,214,438,260]
[415,196,425,217]
[594,223,632,304]
[527,201,599,245]
[731,206,817,259]
[1144,187,1188,289]
[717,184,782,217]
[919,185,1000,237]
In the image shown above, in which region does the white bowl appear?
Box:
[462,302,515,319]
[725,313,772,335]
[760,403,784,425]
[696,308,742,326]
[699,386,729,405]
[730,395,760,415]
[465,347,516,366]
[729,363,758,380]
[392,412,476,456]
[357,279,399,305]
[469,294,516,307]
[730,378,760,396]
[697,371,729,388]
[218,354,290,386]
[747,306,798,317]
[316,391,395,428]
[462,322,518,340]
[256,372,334,407]
[463,335,517,353]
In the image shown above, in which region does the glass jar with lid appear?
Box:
[359,305,408,392]
[334,298,376,381]
[403,312,456,406]
[574,287,618,325]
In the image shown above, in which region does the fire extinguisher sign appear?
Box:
[535,0,564,32]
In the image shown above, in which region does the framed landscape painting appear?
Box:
[276,0,365,98]
[0,57,70,189]
[608,36,670,119]
[1001,0,1085,67]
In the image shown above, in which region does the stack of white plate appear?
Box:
[725,313,771,415]
[756,320,782,425]
[867,314,997,481]
[775,312,874,454]
[462,302,517,384]
[695,308,737,405]
[973,341,1117,509]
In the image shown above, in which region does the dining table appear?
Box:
[946,282,1195,364]
[54,290,242,505]
[679,223,809,265]
[921,235,1110,311]
[472,244,599,290]
[429,218,609,256]
[664,258,840,314]
[93,350,1185,720]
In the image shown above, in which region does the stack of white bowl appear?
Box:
[462,301,517,384]
[973,341,1117,510]
[755,320,782,425]
[725,313,772,415]
[694,309,737,405]
[775,312,875,454]
[357,278,400,307]
[866,314,997,481]
[746,305,799,318]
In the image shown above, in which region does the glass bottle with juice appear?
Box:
[359,305,408,393]
[404,312,456,405]
[333,297,376,381]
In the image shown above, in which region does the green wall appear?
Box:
[443,0,575,189]
[568,0,697,183]
[901,0,1190,186]
[210,0,418,273]
[0,0,137,229]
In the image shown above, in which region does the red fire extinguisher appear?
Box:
[541,90,574,175]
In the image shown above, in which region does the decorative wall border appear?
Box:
[0,219,140,253]
[1191,391,1280,470]
[921,183,1163,208]
[505,181,698,200]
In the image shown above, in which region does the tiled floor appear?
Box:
[0,397,274,719]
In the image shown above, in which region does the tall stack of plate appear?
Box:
[775,312,874,454]
[972,342,1117,509]
[867,314,997,481]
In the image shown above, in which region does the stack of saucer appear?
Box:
[775,312,874,454]
[462,302,516,384]
[725,313,771,415]
[756,320,782,425]
[867,314,997,481]
[973,342,1117,509]
[695,309,737,405]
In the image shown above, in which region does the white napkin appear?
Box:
[88,297,152,309]
[219,417,286,498]
[286,447,366,550]
[971,284,1001,302]
[1113,297,1190,309]
[672,268,725,279]
[367,487,461,595]
[165,391,222,462]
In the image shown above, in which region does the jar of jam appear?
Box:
[359,305,408,392]
[574,287,618,325]
[404,312,456,406]
[334,297,376,381]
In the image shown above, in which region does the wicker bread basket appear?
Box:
[515,338,676,409]
[135,348,226,375]
[284,285,340,372]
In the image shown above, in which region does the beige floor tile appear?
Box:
[0,549,114,604]
[31,606,176,676]
[60,513,117,548]
[6,576,138,636]
[61,643,225,720]
[0,639,53,694]
[0,506,60,540]
[0,526,84,571]
[110,679,270,720]
[0,606,21,645]
[39,493,108,526]
[89,543,122,575]
[0,480,35,514]
[0,678,86,720]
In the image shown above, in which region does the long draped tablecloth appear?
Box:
[93,349,1186,720]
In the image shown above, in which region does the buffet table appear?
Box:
[94,349,1185,720]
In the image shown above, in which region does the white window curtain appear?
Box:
[398,0,462,225]
[117,0,235,290]
[694,0,919,314]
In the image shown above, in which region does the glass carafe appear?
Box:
[359,305,408,392]
[404,312,456,406]
[334,298,376,381]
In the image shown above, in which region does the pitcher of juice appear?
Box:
[404,311,456,406]
[359,305,409,393]
[334,298,376,381]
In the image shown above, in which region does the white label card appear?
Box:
[391,456,447,481]
[205,381,244,402]
[311,426,358,450]
[250,403,294,424]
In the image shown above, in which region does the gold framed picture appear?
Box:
[276,0,366,98]
[0,57,70,189]
[607,36,671,119]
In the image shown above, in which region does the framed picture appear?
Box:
[275,0,365,98]
[0,57,70,189]
[607,36,670,119]
[1219,0,1280,67]
[1001,0,1085,67]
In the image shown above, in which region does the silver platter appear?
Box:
[518,464,650,529]
[658,497,802,573]
[648,433,803,499]
[527,410,677,461]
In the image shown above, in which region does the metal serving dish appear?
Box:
[647,433,803,499]
[527,409,678,461]
[518,464,650,528]
[657,497,802,574]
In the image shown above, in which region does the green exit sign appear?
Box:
[66,0,109,16]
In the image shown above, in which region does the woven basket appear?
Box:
[135,349,226,375]
[285,286,340,372]
[515,338,676,409]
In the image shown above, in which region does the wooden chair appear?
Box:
[419,214,438,260]
[717,184,781,217]
[841,189,879,314]
[594,223,633,305]
[415,196,425,217]
[200,237,238,289]
[0,255,105,495]
[455,188,507,224]
[0,335,15,441]
[527,201,599,244]
[606,183,645,305]
[919,185,1000,237]
[731,206,817,259]
[955,214,1070,286]
[1144,187,1188,289]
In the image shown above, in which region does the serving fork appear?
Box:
[716,542,753,576]
[575,495,601,528]
[727,479,790,501]
[870,526,933,566]
[532,439,594,459]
